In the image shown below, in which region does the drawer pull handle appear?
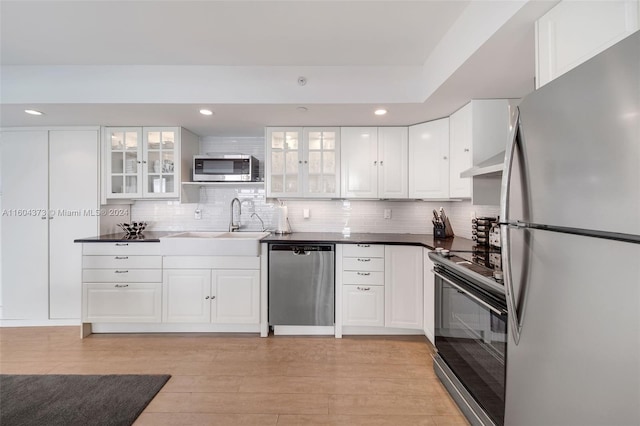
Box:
[115,243,129,247]
[114,256,129,260]
[357,272,371,276]
[114,284,129,288]
[357,286,371,291]
[205,296,210,300]
[357,244,370,248]
[357,258,371,262]
[115,270,128,274]
[211,296,216,300]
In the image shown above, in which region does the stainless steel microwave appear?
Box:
[193,154,259,182]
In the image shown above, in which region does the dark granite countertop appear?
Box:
[264,232,475,252]
[74,231,174,243]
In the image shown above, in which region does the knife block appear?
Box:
[434,217,455,239]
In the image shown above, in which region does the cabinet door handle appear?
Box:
[211,296,216,300]
[205,296,210,300]
[464,148,470,152]
[137,160,142,164]
[357,272,371,276]
[357,244,370,248]
[443,156,448,160]
[114,256,129,260]
[114,270,128,274]
[48,216,54,220]
[357,258,371,262]
[299,160,302,164]
[357,286,371,291]
[115,243,128,247]
[142,160,147,164]
[373,161,377,165]
[114,284,129,288]
[41,216,47,220]
[379,161,384,166]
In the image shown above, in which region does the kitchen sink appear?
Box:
[161,231,270,256]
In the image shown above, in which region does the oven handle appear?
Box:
[432,270,506,316]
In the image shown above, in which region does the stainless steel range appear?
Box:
[429,249,507,426]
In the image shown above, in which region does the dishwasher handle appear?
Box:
[269,244,334,254]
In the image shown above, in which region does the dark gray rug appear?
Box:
[0,374,170,426]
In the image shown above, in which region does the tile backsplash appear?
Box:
[130,135,500,239]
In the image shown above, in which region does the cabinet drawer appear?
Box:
[342,271,384,286]
[83,269,162,283]
[83,255,162,269]
[82,243,162,256]
[343,244,384,258]
[83,283,161,322]
[343,257,385,272]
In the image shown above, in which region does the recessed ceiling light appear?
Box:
[199,109,213,116]
[25,109,44,116]
[374,109,387,116]
[297,106,308,112]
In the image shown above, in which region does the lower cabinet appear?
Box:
[163,268,260,325]
[83,283,162,323]
[342,285,385,326]
[423,248,435,344]
[385,245,424,329]
[341,244,423,331]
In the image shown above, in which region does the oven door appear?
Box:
[434,266,507,425]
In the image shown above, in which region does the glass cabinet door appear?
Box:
[303,128,340,198]
[106,127,142,197]
[143,128,178,197]
[267,128,302,197]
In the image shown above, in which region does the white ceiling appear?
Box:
[0,0,559,137]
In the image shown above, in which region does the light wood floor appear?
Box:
[0,327,468,425]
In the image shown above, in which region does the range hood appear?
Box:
[460,151,505,178]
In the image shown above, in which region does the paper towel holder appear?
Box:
[274,202,292,235]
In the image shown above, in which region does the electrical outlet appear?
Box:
[303,208,310,219]
[384,209,392,219]
[194,209,202,220]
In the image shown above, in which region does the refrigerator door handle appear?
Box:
[500,107,524,345]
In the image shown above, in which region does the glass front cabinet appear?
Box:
[104,127,182,199]
[266,127,340,198]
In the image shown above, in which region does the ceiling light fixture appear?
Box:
[199,109,213,116]
[374,109,387,116]
[25,109,44,116]
[297,106,308,112]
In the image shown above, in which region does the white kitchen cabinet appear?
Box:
[341,127,408,199]
[211,269,260,324]
[83,283,162,323]
[266,127,340,198]
[408,118,450,199]
[423,248,435,345]
[449,103,472,198]
[384,245,423,330]
[449,100,515,204]
[341,243,385,327]
[1,129,99,320]
[342,285,385,327]
[536,0,639,88]
[162,268,260,325]
[104,126,198,201]
[82,244,163,323]
[163,269,212,323]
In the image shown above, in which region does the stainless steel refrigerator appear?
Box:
[501,31,640,425]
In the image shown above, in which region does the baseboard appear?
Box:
[272,325,335,336]
[0,319,81,327]
[342,326,424,335]
[90,323,261,334]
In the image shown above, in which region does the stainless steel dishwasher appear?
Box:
[268,244,335,326]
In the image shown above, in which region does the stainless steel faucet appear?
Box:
[229,198,241,232]
[251,212,265,231]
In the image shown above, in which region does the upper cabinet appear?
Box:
[341,127,408,199]
[266,127,340,198]
[103,126,198,202]
[536,0,639,88]
[408,118,450,199]
[450,100,516,205]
